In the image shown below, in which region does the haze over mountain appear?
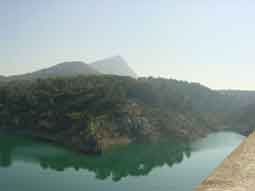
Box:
[0,56,136,81]
[90,56,137,78]
[6,61,100,81]
[218,90,255,107]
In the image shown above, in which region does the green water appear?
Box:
[0,132,244,191]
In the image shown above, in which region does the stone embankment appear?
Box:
[196,132,255,191]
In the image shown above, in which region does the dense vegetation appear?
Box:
[0,75,254,153]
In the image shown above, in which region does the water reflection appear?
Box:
[0,135,191,181]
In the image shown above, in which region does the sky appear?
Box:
[1,0,255,90]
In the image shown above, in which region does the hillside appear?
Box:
[0,76,215,153]
[228,103,255,135]
[214,90,255,135]
[218,90,255,108]
[90,56,137,78]
[0,76,6,81]
[143,78,243,113]
[0,74,254,153]
[7,61,100,81]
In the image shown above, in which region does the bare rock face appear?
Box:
[90,56,137,78]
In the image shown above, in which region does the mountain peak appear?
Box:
[90,56,137,78]
[2,56,138,81]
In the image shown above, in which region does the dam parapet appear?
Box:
[196,132,255,191]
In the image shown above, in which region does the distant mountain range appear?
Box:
[0,56,137,81]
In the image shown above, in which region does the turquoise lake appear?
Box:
[0,132,244,191]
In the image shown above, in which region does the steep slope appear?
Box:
[7,61,100,81]
[90,56,137,78]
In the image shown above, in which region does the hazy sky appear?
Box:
[1,0,255,90]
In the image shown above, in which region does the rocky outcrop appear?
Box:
[0,99,209,154]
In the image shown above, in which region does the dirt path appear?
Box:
[195,132,255,191]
